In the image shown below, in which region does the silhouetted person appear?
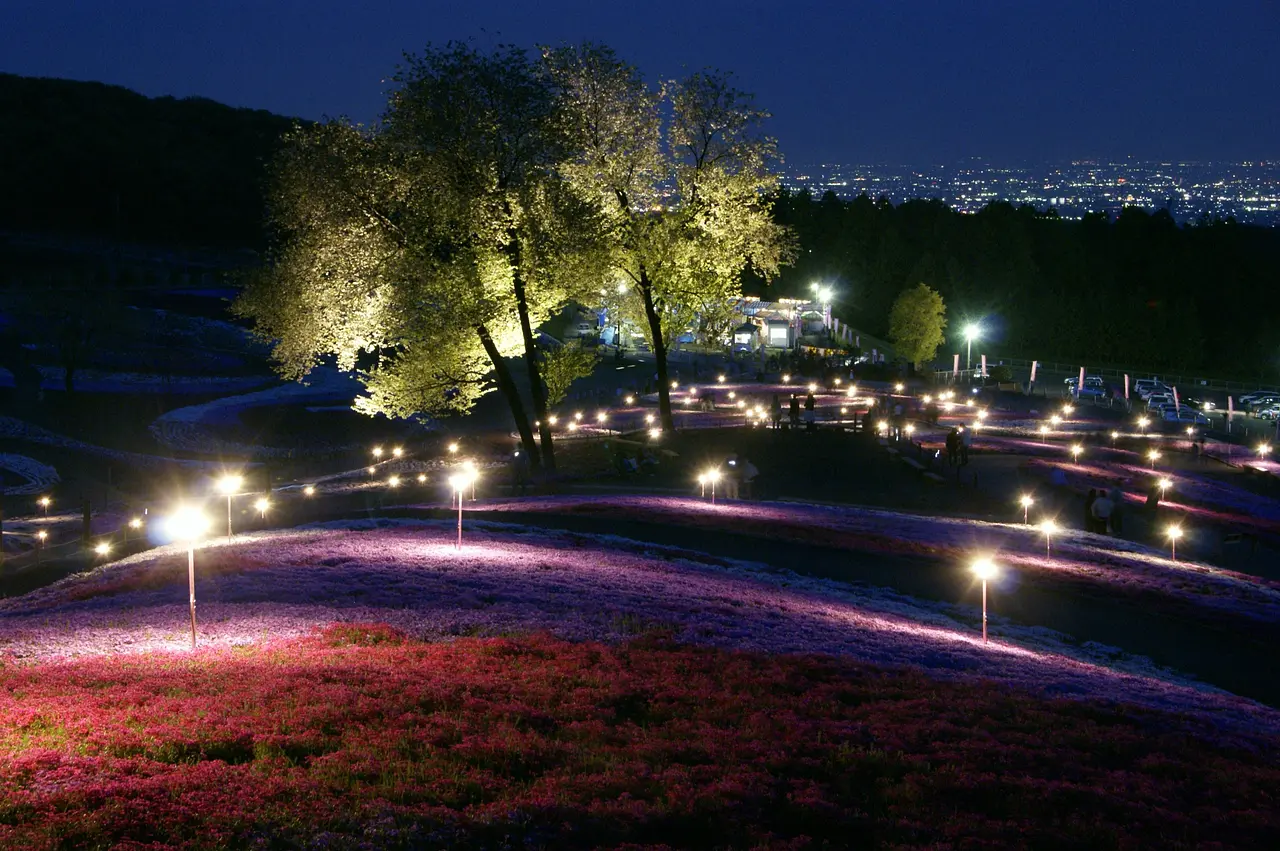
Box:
[1085,489,1098,532]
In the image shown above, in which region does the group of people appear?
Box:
[944,426,972,466]
[1084,487,1124,535]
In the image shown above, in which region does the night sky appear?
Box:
[5,0,1278,164]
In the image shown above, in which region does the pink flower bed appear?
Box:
[476,496,1280,628]
[3,520,1278,741]
[2,630,1276,849]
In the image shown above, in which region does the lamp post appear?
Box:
[1137,416,1150,434]
[372,446,383,459]
[1020,495,1034,524]
[392,446,403,458]
[38,496,51,517]
[1039,425,1049,444]
[971,558,997,644]
[448,471,476,549]
[1258,443,1272,461]
[1148,449,1161,470]
[1167,525,1183,561]
[1158,477,1171,503]
[94,541,111,558]
[1040,519,1058,557]
[35,530,47,565]
[217,475,242,542]
[964,324,981,372]
[254,497,270,521]
[165,506,209,650]
[1071,444,1083,464]
[707,469,721,504]
[697,472,707,497]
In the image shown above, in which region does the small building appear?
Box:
[765,319,793,349]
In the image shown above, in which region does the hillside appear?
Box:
[0,74,298,249]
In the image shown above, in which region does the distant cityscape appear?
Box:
[780,159,1280,226]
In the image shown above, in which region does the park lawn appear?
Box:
[1,627,1277,850]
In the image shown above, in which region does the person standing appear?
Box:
[789,394,801,427]
[945,428,960,466]
[1084,489,1098,533]
[1091,490,1114,534]
[804,391,817,431]
[771,393,782,429]
[959,425,971,465]
[1107,486,1125,534]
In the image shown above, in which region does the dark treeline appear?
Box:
[0,74,298,249]
[762,190,1280,377]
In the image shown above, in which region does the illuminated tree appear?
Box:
[237,44,610,470]
[546,45,790,431]
[888,282,948,369]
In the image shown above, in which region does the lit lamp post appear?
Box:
[392,446,403,458]
[1039,425,1049,444]
[1019,495,1034,524]
[127,517,143,541]
[706,469,721,504]
[1158,477,1172,503]
[448,442,459,454]
[970,557,997,645]
[217,475,243,542]
[1070,444,1083,464]
[165,506,210,650]
[1137,416,1150,434]
[372,446,383,459]
[94,541,111,558]
[1167,525,1183,561]
[1040,519,1058,557]
[254,497,270,521]
[35,530,47,565]
[304,485,316,496]
[1061,404,1074,417]
[1110,431,1120,445]
[1148,449,1161,470]
[1258,443,1272,461]
[697,472,708,497]
[38,496,51,517]
[448,471,477,549]
[964,324,981,372]
[1049,414,1062,427]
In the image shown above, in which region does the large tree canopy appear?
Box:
[237,43,612,469]
[547,45,791,431]
[889,282,947,369]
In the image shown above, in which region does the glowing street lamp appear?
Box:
[254,497,270,520]
[645,413,655,425]
[697,472,708,497]
[38,496,51,517]
[894,383,905,393]
[706,469,722,504]
[1110,430,1120,445]
[1148,449,1161,470]
[1257,443,1272,461]
[781,374,791,384]
[304,485,316,497]
[165,505,209,649]
[596,411,608,423]
[574,411,584,422]
[448,471,477,549]
[94,541,111,558]
[808,383,817,393]
[1158,477,1172,502]
[1184,426,1195,437]
[388,475,401,488]
[217,475,243,542]
[392,446,404,458]
[1166,525,1183,561]
[1062,404,1075,417]
[1039,425,1050,444]
[1070,444,1083,464]
[1040,519,1058,557]
[372,446,383,459]
[1137,416,1150,434]
[717,374,726,384]
[1049,414,1062,426]
[1019,495,1034,524]
[648,428,661,440]
[447,442,460,454]
[35,530,47,565]
[416,474,427,484]
[976,409,989,421]
[905,423,916,438]
[970,558,998,644]
[964,323,981,371]
[625,395,635,405]
[127,517,143,541]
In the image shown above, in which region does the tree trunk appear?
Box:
[510,266,556,471]
[476,324,540,471]
[639,268,675,432]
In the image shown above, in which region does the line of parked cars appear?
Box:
[1239,391,1280,420]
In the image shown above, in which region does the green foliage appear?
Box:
[0,73,296,248]
[541,341,599,407]
[545,45,793,427]
[889,283,947,369]
[771,193,1280,375]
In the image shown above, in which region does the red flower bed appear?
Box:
[1,628,1276,849]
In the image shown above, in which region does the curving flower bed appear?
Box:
[474,496,1280,631]
[0,629,1276,850]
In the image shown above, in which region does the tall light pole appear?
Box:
[449,471,477,549]
[706,469,721,504]
[964,323,981,372]
[1040,519,1058,557]
[217,475,242,542]
[970,557,998,644]
[1167,525,1183,561]
[38,496,51,517]
[1019,495,1034,525]
[165,506,210,650]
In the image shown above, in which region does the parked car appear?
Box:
[1146,394,1173,410]
[1238,391,1279,405]
[1165,408,1209,425]
[1247,394,1280,412]
[1258,405,1280,421]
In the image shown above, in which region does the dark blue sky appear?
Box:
[5,0,1278,164]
